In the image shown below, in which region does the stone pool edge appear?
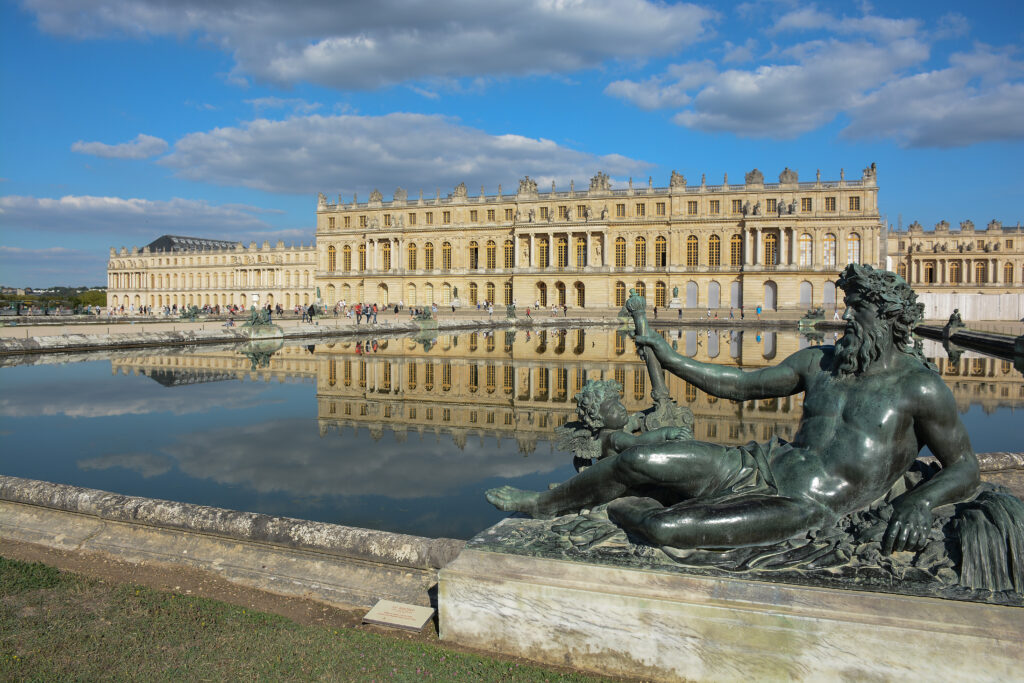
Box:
[0,475,464,609]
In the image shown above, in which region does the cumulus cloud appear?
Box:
[673,38,928,137]
[71,133,168,159]
[602,5,1023,148]
[245,97,321,114]
[842,45,1024,147]
[0,194,279,235]
[160,113,652,195]
[23,0,715,90]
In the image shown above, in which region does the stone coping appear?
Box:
[0,475,464,571]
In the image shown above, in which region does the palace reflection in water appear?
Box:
[110,328,1024,456]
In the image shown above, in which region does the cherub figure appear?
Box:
[553,379,691,469]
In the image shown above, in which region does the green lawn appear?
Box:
[1,556,616,682]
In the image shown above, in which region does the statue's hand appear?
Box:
[882,499,932,554]
[632,332,661,349]
[664,427,690,441]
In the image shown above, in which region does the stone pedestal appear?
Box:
[668,298,682,309]
[439,546,1023,682]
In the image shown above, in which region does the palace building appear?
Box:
[116,164,996,315]
[314,166,883,312]
[885,220,1024,321]
[107,235,317,312]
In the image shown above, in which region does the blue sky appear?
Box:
[1,0,1022,287]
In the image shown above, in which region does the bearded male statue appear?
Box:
[487,264,985,557]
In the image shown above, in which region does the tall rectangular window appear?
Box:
[731,199,743,214]
[825,197,836,212]
[470,210,478,222]
[656,202,666,216]
[540,207,549,220]
[849,196,861,211]
[635,203,645,217]
[359,215,367,227]
[559,206,569,220]
[344,216,351,227]
[577,204,586,218]
[616,203,626,217]
[384,214,392,227]
[801,197,812,211]
[442,210,451,223]
[687,201,698,215]
[426,212,434,225]
[408,213,417,225]
[505,208,514,221]
[328,217,335,230]
[487,209,495,221]
[709,200,720,214]
[765,199,777,214]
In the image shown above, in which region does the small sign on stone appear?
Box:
[362,600,435,632]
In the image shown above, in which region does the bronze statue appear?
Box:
[487,265,1015,576]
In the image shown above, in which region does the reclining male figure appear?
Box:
[487,265,980,555]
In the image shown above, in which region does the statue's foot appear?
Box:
[485,486,544,517]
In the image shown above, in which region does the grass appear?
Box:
[0,556,615,682]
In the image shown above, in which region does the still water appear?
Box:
[1,328,1020,540]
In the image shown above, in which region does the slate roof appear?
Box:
[145,235,242,252]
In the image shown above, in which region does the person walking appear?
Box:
[372,303,378,324]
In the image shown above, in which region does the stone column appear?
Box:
[530,234,536,268]
[781,230,789,266]
[745,230,753,265]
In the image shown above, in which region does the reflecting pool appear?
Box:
[1,328,1020,540]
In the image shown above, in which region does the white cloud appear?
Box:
[604,60,716,110]
[24,0,716,90]
[245,97,321,114]
[842,46,1024,147]
[0,194,278,235]
[722,38,757,64]
[71,133,168,159]
[159,113,652,195]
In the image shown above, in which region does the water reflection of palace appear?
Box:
[110,328,1024,456]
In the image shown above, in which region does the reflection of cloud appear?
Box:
[0,378,277,419]
[160,418,566,499]
[79,453,172,478]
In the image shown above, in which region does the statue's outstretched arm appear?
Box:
[634,333,809,401]
[883,375,980,554]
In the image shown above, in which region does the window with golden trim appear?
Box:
[655,235,667,267]
[504,281,513,305]
[559,205,569,220]
[470,210,478,222]
[846,233,861,264]
[343,216,351,227]
[635,203,645,217]
[408,212,416,225]
[505,208,513,221]
[407,243,417,270]
[442,210,451,224]
[441,242,451,270]
[504,240,515,269]
[540,207,549,220]
[615,281,626,307]
[486,282,496,303]
[538,237,550,268]
[825,197,836,212]
[424,242,434,270]
[801,197,812,212]
[731,199,743,214]
[327,245,336,271]
[575,237,587,267]
[849,196,860,211]
[823,234,836,267]
[359,215,367,227]
[615,237,626,267]
[709,200,720,214]
[655,281,666,307]
[328,217,335,230]
[556,237,568,268]
[799,233,813,266]
[764,233,778,265]
[469,283,478,305]
[709,235,721,267]
[686,235,698,267]
[469,241,480,269]
[487,209,495,222]
[384,214,392,227]
[358,244,367,271]
[634,236,646,267]
[382,241,391,270]
[687,200,697,215]
[765,199,777,214]
[616,203,626,218]
[486,240,497,269]
[425,211,434,225]
[656,202,666,216]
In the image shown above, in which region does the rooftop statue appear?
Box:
[487,265,1024,600]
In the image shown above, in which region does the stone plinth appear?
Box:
[439,546,1023,682]
[668,297,682,309]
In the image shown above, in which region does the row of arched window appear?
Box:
[906,261,1019,285]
